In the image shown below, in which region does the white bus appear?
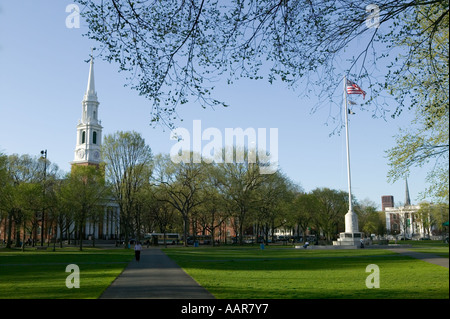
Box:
[144,233,181,245]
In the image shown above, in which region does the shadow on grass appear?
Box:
[163,248,449,299]
[0,248,134,299]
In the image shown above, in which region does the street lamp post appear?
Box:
[40,150,47,247]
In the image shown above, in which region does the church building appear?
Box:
[384,179,431,239]
[70,56,120,241]
[0,56,121,247]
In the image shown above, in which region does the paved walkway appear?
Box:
[389,248,449,269]
[100,247,214,299]
[99,246,447,299]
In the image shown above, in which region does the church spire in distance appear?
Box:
[405,178,411,206]
[84,50,97,102]
[72,52,103,167]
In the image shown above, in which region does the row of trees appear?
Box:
[0,152,108,251]
[1,130,390,250]
[93,131,391,246]
[75,0,448,203]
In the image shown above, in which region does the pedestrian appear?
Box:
[134,241,142,262]
[303,241,309,249]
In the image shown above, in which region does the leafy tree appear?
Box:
[311,188,348,241]
[54,179,76,248]
[153,153,206,246]
[290,192,320,241]
[76,0,447,128]
[2,154,44,248]
[254,171,297,244]
[194,165,230,246]
[0,153,10,245]
[16,182,43,251]
[130,164,154,241]
[214,147,269,245]
[137,183,181,246]
[386,2,449,202]
[102,131,153,247]
[354,198,384,236]
[152,195,179,247]
[59,165,109,251]
[416,202,433,237]
[418,202,449,238]
[385,2,448,120]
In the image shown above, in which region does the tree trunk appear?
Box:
[92,219,96,248]
[15,219,22,247]
[238,209,245,245]
[6,211,13,249]
[163,231,167,248]
[183,214,189,247]
[239,221,244,245]
[79,223,84,251]
[47,220,52,247]
[211,211,215,247]
[59,222,63,248]
[22,219,26,252]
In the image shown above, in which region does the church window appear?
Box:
[82,131,86,144]
[93,131,97,144]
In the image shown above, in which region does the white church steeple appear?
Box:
[72,54,103,166]
[84,54,97,102]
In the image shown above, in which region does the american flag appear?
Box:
[346,79,366,99]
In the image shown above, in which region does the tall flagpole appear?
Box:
[343,76,352,215]
[343,76,359,235]
[335,76,361,246]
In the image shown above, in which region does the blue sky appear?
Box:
[0,1,434,209]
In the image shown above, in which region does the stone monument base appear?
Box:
[333,232,364,247]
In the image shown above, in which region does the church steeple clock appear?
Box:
[72,55,103,167]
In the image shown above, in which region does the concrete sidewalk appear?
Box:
[100,247,214,299]
[389,248,449,268]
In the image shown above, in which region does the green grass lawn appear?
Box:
[0,247,133,299]
[0,244,448,299]
[163,246,449,299]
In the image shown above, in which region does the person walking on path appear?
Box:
[134,241,143,262]
[100,247,214,299]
